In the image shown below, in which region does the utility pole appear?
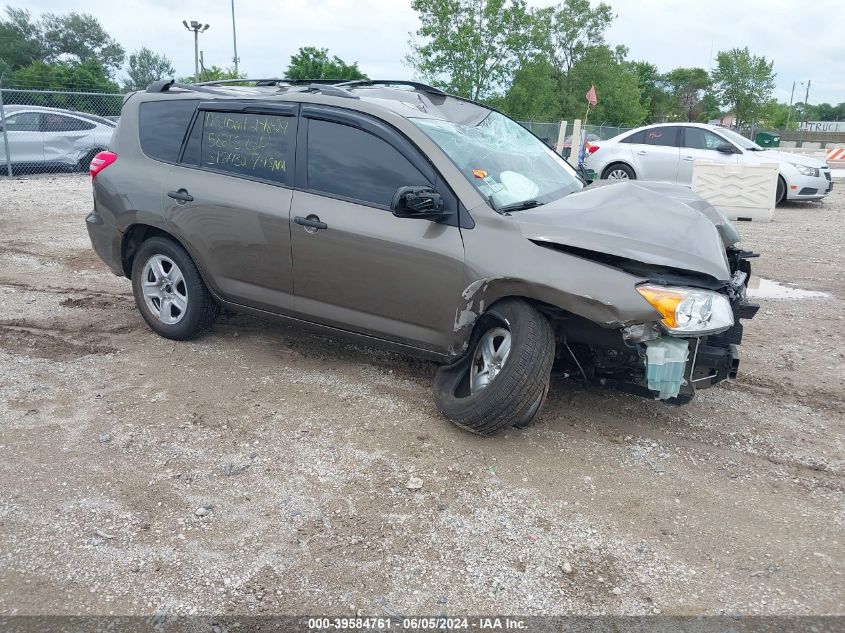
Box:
[798,79,811,147]
[785,80,802,131]
[231,0,240,75]
[182,20,210,83]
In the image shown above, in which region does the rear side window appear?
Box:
[197,111,295,184]
[306,119,429,207]
[644,127,679,147]
[620,130,644,144]
[41,114,95,132]
[139,100,198,162]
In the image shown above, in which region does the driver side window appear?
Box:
[683,128,726,150]
[4,112,40,132]
[305,118,431,208]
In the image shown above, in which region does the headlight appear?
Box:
[795,164,819,177]
[636,284,734,335]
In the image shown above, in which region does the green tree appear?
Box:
[5,59,121,114]
[698,91,721,122]
[562,45,647,126]
[123,47,175,91]
[760,101,792,129]
[39,11,125,75]
[496,57,561,120]
[711,47,775,129]
[9,59,118,92]
[665,67,710,121]
[0,7,45,76]
[407,0,533,100]
[177,65,244,84]
[285,46,366,81]
[628,61,672,122]
[533,0,614,74]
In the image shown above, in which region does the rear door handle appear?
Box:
[167,189,194,203]
[683,155,695,161]
[294,215,328,231]
[636,150,647,155]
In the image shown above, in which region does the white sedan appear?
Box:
[583,122,832,204]
[0,105,115,172]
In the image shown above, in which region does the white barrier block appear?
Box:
[691,161,779,223]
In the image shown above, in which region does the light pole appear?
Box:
[798,79,812,147]
[182,20,209,83]
[230,0,239,76]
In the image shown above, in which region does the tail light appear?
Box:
[90,151,117,180]
[586,143,600,154]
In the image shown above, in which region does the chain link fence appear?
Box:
[0,84,123,177]
[517,120,634,160]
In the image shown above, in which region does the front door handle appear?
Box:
[294,215,328,232]
[682,155,695,161]
[167,189,194,203]
[636,150,647,156]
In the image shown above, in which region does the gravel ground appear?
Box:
[0,174,842,617]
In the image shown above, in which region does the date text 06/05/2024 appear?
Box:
[306,617,528,630]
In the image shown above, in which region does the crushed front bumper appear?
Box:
[677,262,759,396]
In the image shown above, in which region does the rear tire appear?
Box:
[433,299,555,435]
[77,148,102,172]
[602,163,636,180]
[776,176,786,205]
[131,237,219,340]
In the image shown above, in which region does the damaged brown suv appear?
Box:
[86,79,758,434]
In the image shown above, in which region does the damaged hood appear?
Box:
[513,181,732,281]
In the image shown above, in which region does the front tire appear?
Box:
[776,176,786,205]
[131,237,219,340]
[433,299,555,435]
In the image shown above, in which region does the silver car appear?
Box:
[584,122,832,204]
[0,105,115,172]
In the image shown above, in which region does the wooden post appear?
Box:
[556,119,568,156]
[569,119,582,166]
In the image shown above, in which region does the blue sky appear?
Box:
[18,0,845,107]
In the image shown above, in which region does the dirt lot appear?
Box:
[0,174,842,617]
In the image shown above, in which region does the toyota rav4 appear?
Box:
[86,79,759,434]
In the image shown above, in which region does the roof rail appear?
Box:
[194,78,355,87]
[335,80,447,96]
[145,79,229,95]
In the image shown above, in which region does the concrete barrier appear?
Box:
[692,161,779,222]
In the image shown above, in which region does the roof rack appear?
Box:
[145,78,440,100]
[146,79,229,95]
[335,80,447,96]
[195,78,345,86]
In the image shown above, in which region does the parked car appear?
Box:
[86,79,758,434]
[583,122,832,204]
[0,105,115,172]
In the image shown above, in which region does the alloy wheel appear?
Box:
[470,326,512,394]
[140,254,188,325]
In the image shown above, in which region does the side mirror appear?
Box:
[716,143,736,154]
[391,186,448,221]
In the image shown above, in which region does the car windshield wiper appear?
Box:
[497,199,544,213]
